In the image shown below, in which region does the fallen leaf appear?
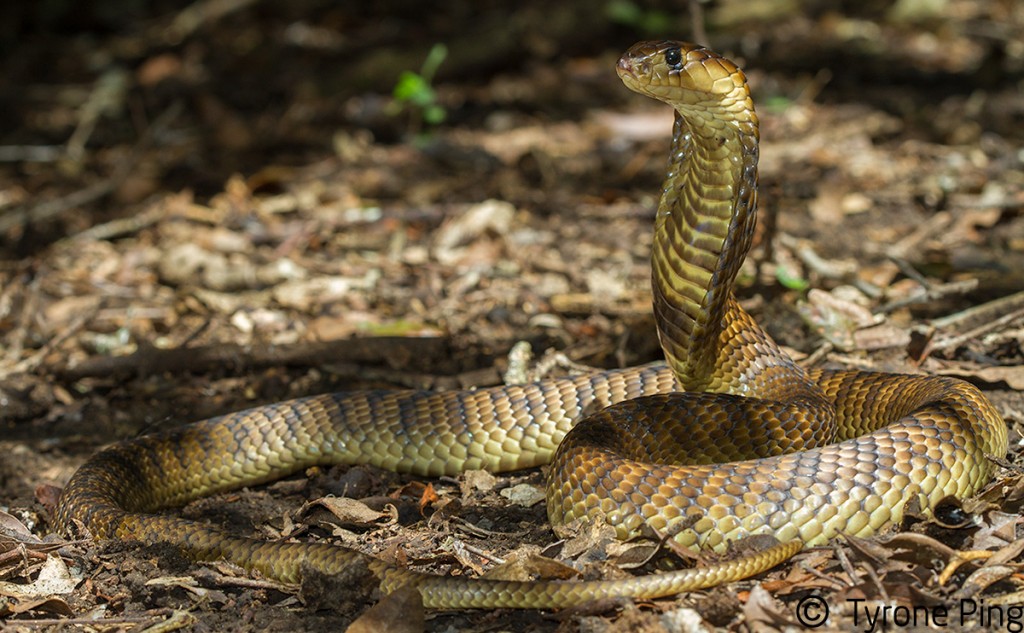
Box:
[798,287,880,351]
[0,554,78,598]
[986,536,1024,567]
[483,550,578,583]
[345,585,424,633]
[305,497,396,528]
[936,365,1024,390]
[461,470,498,497]
[432,199,514,266]
[0,509,39,543]
[660,607,712,633]
[740,584,797,632]
[499,483,546,507]
[417,483,439,513]
[957,565,1016,598]
[5,596,74,617]
[968,511,1021,550]
[852,323,911,351]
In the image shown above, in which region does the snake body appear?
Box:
[56,41,1007,609]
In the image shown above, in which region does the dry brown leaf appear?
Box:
[0,509,39,543]
[345,585,424,633]
[986,536,1024,567]
[417,483,439,513]
[499,483,546,507]
[33,485,63,519]
[594,108,674,143]
[762,549,836,594]
[136,53,184,87]
[968,511,1021,550]
[968,473,1024,514]
[4,595,75,617]
[870,533,956,563]
[555,519,619,559]
[808,184,845,224]
[605,541,661,570]
[853,323,911,351]
[957,565,1016,598]
[951,207,1004,244]
[460,469,498,497]
[432,199,514,266]
[798,288,880,351]
[41,296,102,336]
[0,554,78,599]
[272,274,375,311]
[936,365,1024,390]
[740,584,796,633]
[483,550,578,583]
[306,497,396,528]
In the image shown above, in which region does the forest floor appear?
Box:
[1,2,1023,631]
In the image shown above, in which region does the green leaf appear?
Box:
[390,43,449,127]
[775,266,810,291]
[423,104,446,124]
[393,71,428,102]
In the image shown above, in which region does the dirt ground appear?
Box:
[2,1,1024,631]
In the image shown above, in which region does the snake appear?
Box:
[55,41,1007,610]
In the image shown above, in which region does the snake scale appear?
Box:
[56,41,1007,610]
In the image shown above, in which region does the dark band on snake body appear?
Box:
[55,41,1007,609]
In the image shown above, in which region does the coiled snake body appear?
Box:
[56,41,1007,609]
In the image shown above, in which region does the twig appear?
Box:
[926,305,1024,356]
[0,613,175,627]
[886,211,952,260]
[776,232,885,299]
[875,257,979,314]
[69,199,167,242]
[797,560,848,590]
[458,542,506,565]
[58,336,451,381]
[832,544,861,589]
[66,68,130,164]
[911,290,1024,361]
[0,103,182,235]
[776,233,859,283]
[0,146,64,162]
[877,279,978,315]
[688,0,709,47]
[199,568,292,591]
[800,341,834,368]
[930,289,1024,334]
[6,311,94,378]
[0,176,122,234]
[861,565,890,603]
[165,0,261,44]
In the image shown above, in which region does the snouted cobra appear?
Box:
[55,41,1008,610]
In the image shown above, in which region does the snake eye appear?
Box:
[664,47,682,69]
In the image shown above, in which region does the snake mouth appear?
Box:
[616,56,634,76]
[615,56,636,84]
[616,54,649,94]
